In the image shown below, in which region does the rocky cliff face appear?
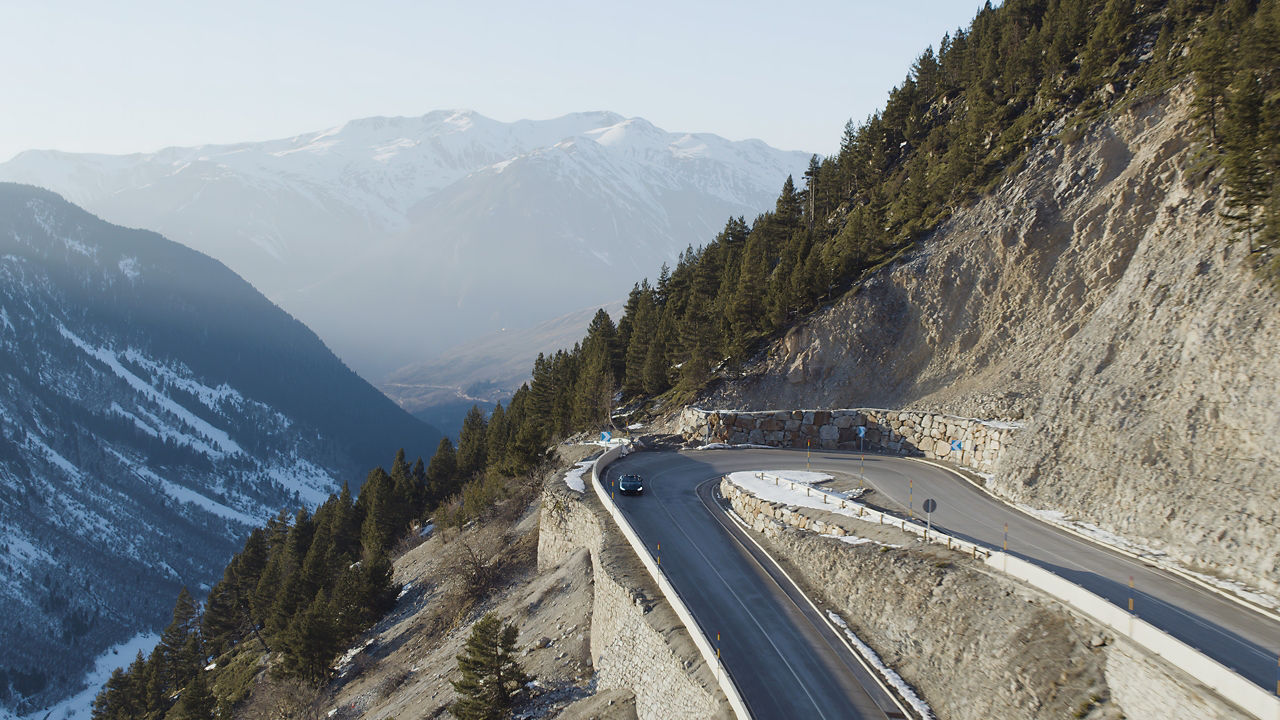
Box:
[702,85,1280,595]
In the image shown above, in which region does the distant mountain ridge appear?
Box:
[0,184,439,715]
[0,111,812,378]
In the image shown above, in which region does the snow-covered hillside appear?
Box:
[0,184,437,715]
[0,111,811,378]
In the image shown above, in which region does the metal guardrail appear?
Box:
[750,472,993,561]
[591,445,753,720]
[738,473,1280,720]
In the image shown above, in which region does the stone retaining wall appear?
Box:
[719,478,1249,720]
[539,481,728,720]
[679,407,1015,473]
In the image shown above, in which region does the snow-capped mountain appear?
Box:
[0,184,438,715]
[0,111,812,379]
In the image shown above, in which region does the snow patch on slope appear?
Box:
[106,449,261,527]
[563,460,593,494]
[117,257,139,279]
[57,324,243,456]
[25,432,83,480]
[826,612,934,719]
[1,632,163,720]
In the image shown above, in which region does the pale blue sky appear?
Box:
[1,1,992,161]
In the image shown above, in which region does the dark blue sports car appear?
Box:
[618,474,645,495]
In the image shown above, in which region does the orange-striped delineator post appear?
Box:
[1128,575,1135,637]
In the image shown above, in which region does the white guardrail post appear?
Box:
[592,445,753,720]
[746,472,1279,720]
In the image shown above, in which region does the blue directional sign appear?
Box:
[601,431,612,442]
[950,439,963,452]
[856,426,866,438]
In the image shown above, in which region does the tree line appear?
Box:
[1190,0,1280,282]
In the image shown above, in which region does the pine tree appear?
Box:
[426,437,458,505]
[1193,9,1234,143]
[277,591,339,685]
[621,285,656,398]
[298,515,337,600]
[457,406,489,478]
[251,547,286,637]
[485,402,509,473]
[155,587,202,695]
[358,468,398,554]
[141,647,168,720]
[729,234,768,355]
[328,482,359,563]
[450,613,530,720]
[775,175,802,228]
[389,448,417,527]
[1221,68,1268,238]
[200,574,240,658]
[642,313,675,395]
[92,662,144,720]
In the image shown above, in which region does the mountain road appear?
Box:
[599,447,1280,717]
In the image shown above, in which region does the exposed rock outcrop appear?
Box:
[702,86,1280,594]
[676,407,1015,473]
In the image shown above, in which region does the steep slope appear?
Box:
[0,184,439,715]
[0,112,811,378]
[701,85,1280,596]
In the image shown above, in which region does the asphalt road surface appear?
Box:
[602,450,905,719]
[600,447,1280,713]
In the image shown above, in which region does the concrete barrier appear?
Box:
[592,446,752,720]
[988,552,1279,720]
[733,471,1277,719]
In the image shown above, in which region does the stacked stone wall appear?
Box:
[538,482,728,720]
[680,407,1014,473]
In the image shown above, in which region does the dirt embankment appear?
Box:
[232,446,636,720]
[703,84,1280,595]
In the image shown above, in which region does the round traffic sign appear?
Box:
[922,498,937,514]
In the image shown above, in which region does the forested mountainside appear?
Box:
[0,184,438,715]
[0,111,811,379]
